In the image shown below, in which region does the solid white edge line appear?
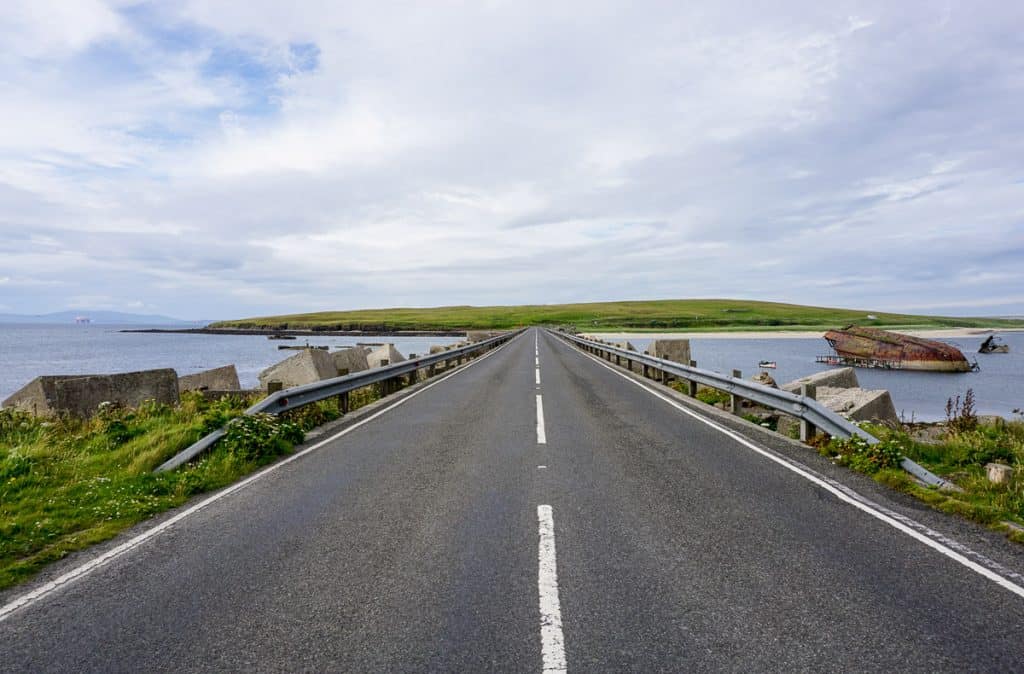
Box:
[0,334,524,623]
[562,337,1024,601]
[537,505,567,674]
[536,394,547,444]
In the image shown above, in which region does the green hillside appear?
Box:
[210,299,1024,332]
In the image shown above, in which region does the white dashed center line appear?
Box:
[537,505,567,673]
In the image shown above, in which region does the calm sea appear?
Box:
[0,325,462,402]
[0,325,1020,421]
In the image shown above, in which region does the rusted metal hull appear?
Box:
[822,326,973,372]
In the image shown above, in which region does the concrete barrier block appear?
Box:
[815,386,899,426]
[466,331,505,343]
[178,365,240,393]
[368,344,406,369]
[3,369,180,418]
[646,339,691,364]
[259,349,337,390]
[782,367,859,393]
[332,346,370,376]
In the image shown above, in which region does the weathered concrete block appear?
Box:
[466,330,500,343]
[429,345,447,355]
[782,367,859,394]
[3,369,179,418]
[259,349,337,390]
[815,386,899,426]
[612,341,637,351]
[367,344,406,369]
[646,339,691,364]
[178,365,240,393]
[332,347,370,376]
[987,463,1014,485]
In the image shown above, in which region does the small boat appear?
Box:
[978,335,1009,354]
[758,360,777,369]
[268,334,297,340]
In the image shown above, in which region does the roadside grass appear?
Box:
[822,419,1024,542]
[0,386,382,592]
[210,298,1024,332]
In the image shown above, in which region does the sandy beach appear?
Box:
[586,327,1024,340]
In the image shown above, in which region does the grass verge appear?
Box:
[817,418,1024,543]
[0,385,383,592]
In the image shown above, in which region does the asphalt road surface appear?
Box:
[3,328,1024,672]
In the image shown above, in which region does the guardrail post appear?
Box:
[642,364,650,378]
[800,384,817,441]
[267,380,283,394]
[428,363,436,378]
[407,368,417,386]
[339,391,350,414]
[730,369,743,414]
[687,361,698,396]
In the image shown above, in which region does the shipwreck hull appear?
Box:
[822,326,973,372]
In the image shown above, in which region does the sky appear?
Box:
[0,1,1022,320]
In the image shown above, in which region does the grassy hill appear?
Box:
[210,299,1024,332]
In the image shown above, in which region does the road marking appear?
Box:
[537,505,567,674]
[536,368,541,385]
[536,394,547,444]
[566,338,1024,601]
[535,356,539,366]
[538,465,547,469]
[0,334,523,624]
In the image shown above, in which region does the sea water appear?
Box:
[0,325,462,401]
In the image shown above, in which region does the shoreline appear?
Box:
[586,327,1024,340]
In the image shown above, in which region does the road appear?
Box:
[3,328,1024,671]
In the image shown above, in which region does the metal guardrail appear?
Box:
[156,330,524,472]
[552,330,955,490]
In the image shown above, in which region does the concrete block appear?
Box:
[815,386,899,426]
[750,372,778,388]
[3,369,179,418]
[646,339,691,364]
[429,345,446,355]
[178,365,240,393]
[782,367,859,394]
[367,344,406,369]
[332,346,370,376]
[466,330,500,343]
[612,341,637,351]
[987,463,1014,485]
[258,349,337,390]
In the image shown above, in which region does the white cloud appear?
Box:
[0,1,1021,318]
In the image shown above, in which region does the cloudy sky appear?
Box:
[1,1,1022,320]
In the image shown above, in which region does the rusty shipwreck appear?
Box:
[816,326,976,372]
